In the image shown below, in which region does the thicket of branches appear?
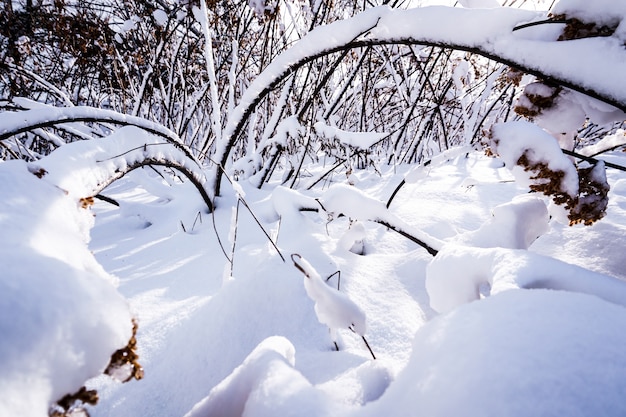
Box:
[0,0,624,201]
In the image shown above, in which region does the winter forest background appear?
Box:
[2,0,626,416]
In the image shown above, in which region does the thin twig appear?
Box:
[361,335,376,360]
[562,148,626,172]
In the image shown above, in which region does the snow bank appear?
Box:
[184,336,334,417]
[455,194,549,249]
[362,289,626,417]
[0,160,132,416]
[426,244,626,314]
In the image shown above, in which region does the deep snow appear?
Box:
[83,147,626,417]
[1,0,626,416]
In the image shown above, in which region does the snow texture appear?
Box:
[362,289,626,417]
[0,160,132,417]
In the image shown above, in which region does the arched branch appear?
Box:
[215,6,626,196]
[0,106,199,163]
[89,158,214,213]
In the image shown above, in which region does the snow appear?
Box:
[37,126,206,200]
[426,243,626,314]
[580,129,626,157]
[292,254,367,340]
[489,121,579,197]
[0,160,132,417]
[218,0,626,179]
[362,289,626,417]
[552,0,626,29]
[5,138,626,416]
[153,9,169,26]
[314,121,388,150]
[454,194,549,249]
[3,2,626,416]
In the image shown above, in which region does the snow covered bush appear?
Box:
[488,121,610,225]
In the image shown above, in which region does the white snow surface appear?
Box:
[4,138,626,416]
[361,289,626,417]
[0,160,132,417]
[4,1,626,416]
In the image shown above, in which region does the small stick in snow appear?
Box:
[326,270,341,291]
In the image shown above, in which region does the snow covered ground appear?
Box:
[81,147,626,417]
[1,1,626,416]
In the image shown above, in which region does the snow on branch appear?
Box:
[292,254,366,337]
[488,121,609,226]
[317,184,443,255]
[215,3,626,196]
[36,126,213,212]
[269,185,442,256]
[313,121,389,150]
[0,103,198,163]
[291,254,375,358]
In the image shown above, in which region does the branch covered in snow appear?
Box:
[291,254,367,339]
[0,104,199,163]
[37,126,213,212]
[488,121,609,225]
[214,3,626,195]
[270,185,442,255]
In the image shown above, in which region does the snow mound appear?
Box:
[363,289,626,417]
[455,194,549,249]
[426,244,626,314]
[184,336,332,417]
[0,160,132,417]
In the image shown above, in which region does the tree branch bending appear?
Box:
[215,6,626,197]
